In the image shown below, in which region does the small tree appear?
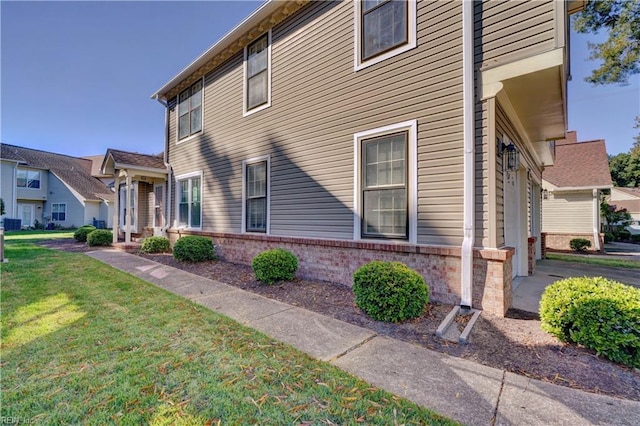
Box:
[600,199,632,225]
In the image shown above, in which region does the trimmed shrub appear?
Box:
[604,232,615,243]
[353,261,429,323]
[73,225,96,242]
[540,276,640,368]
[617,230,631,241]
[172,236,216,262]
[569,238,591,252]
[141,236,171,253]
[252,248,298,284]
[86,229,113,246]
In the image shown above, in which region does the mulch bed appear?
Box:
[38,239,640,401]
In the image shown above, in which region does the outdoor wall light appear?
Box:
[499,141,520,172]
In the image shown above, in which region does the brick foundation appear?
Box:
[543,232,605,252]
[167,230,514,317]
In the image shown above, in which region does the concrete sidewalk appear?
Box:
[87,249,640,426]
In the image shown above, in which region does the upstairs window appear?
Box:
[355,0,416,70]
[244,32,271,115]
[178,80,203,141]
[17,169,41,189]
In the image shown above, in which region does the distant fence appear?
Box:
[601,224,623,233]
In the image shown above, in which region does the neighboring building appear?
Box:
[150,0,577,316]
[542,131,612,251]
[0,144,114,229]
[100,149,167,243]
[83,155,115,188]
[608,187,640,221]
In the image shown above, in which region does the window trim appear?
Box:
[17,168,41,189]
[354,0,417,71]
[174,171,203,230]
[243,30,272,117]
[51,203,67,222]
[176,77,204,144]
[353,120,417,243]
[241,155,270,234]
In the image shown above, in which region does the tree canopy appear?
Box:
[573,0,640,85]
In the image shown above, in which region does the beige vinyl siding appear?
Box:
[475,0,556,69]
[542,191,594,233]
[168,0,465,245]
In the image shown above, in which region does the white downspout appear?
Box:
[156,97,172,234]
[592,188,601,251]
[461,0,475,310]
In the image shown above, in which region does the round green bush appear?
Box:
[353,261,429,323]
[172,236,216,262]
[141,236,171,253]
[569,238,591,252]
[251,248,298,284]
[73,225,96,242]
[604,232,615,243]
[540,276,640,368]
[86,229,113,246]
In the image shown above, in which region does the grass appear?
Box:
[546,252,640,269]
[2,229,74,243]
[0,236,456,425]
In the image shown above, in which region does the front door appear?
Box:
[18,204,34,228]
[504,170,520,278]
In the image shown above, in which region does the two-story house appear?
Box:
[151,0,577,316]
[0,144,114,229]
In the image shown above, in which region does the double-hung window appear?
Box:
[362,132,407,238]
[17,169,41,189]
[51,203,66,221]
[244,32,271,115]
[355,120,417,242]
[355,0,416,70]
[243,158,269,233]
[176,173,202,228]
[178,80,203,141]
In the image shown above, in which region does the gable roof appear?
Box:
[543,133,612,190]
[0,143,113,202]
[102,149,166,171]
[82,155,112,178]
[613,187,640,199]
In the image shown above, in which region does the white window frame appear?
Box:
[174,171,203,230]
[354,120,417,243]
[241,155,270,234]
[243,30,272,117]
[176,77,204,145]
[51,203,67,222]
[354,0,417,71]
[17,168,41,189]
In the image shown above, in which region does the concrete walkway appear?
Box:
[86,249,640,426]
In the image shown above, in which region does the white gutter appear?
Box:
[592,188,601,251]
[461,0,474,310]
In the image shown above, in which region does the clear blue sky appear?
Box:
[2,1,639,158]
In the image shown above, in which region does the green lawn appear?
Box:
[2,229,74,242]
[546,252,640,269]
[0,237,455,425]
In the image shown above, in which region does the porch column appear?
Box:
[125,175,132,244]
[112,176,120,243]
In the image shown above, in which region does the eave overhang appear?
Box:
[481,48,567,168]
[151,0,309,102]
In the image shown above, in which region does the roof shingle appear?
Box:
[107,149,165,170]
[1,143,113,202]
[543,133,612,189]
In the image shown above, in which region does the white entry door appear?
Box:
[18,204,34,228]
[504,170,520,278]
[153,183,165,236]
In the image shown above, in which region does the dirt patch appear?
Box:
[40,239,640,401]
